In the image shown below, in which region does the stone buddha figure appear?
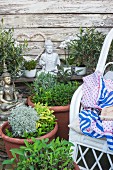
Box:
[0,62,22,111]
[38,39,61,75]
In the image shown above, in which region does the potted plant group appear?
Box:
[60,27,113,75]
[0,103,58,159]
[2,137,80,170]
[23,59,37,78]
[0,18,28,77]
[27,72,80,140]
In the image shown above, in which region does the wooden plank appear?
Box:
[17,41,62,56]
[0,14,113,28]
[12,27,111,57]
[12,28,111,42]
[0,0,113,14]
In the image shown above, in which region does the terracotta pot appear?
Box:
[0,121,58,159]
[74,162,80,170]
[27,96,70,140]
[27,96,35,107]
[50,105,70,140]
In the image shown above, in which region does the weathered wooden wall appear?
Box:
[0,0,113,59]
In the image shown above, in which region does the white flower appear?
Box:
[65,39,71,43]
[68,35,76,41]
[14,41,20,47]
[59,41,68,49]
[23,56,33,61]
[59,35,77,49]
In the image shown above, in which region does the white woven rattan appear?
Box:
[69,28,113,170]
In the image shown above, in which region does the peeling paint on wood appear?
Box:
[0,0,113,14]
[0,0,112,60]
[0,14,113,28]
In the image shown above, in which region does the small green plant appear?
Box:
[6,103,56,138]
[57,65,72,83]
[67,27,106,68]
[35,102,56,136]
[28,72,57,95]
[2,137,75,170]
[0,18,28,77]
[32,80,79,106]
[60,27,113,71]
[24,60,37,71]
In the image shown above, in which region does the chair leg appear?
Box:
[75,144,113,170]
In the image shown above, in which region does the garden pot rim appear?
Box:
[0,121,58,144]
[27,95,70,110]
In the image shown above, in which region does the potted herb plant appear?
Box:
[23,59,37,78]
[0,103,58,159]
[60,27,113,75]
[68,28,105,75]
[27,72,80,140]
[0,19,28,77]
[2,137,80,170]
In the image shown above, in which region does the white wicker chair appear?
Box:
[69,28,113,170]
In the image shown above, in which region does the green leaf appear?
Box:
[29,165,35,170]
[2,158,15,165]
[11,148,24,157]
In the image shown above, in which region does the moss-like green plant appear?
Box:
[2,137,75,170]
[24,60,37,71]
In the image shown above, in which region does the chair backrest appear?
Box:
[70,28,113,122]
[96,28,113,74]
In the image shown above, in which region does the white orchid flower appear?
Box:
[14,41,20,47]
[59,35,77,49]
[59,41,67,49]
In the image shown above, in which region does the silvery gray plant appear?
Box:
[32,72,57,93]
[8,105,39,137]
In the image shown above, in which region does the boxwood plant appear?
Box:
[29,72,80,106]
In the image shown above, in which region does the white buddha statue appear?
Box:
[38,39,60,75]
